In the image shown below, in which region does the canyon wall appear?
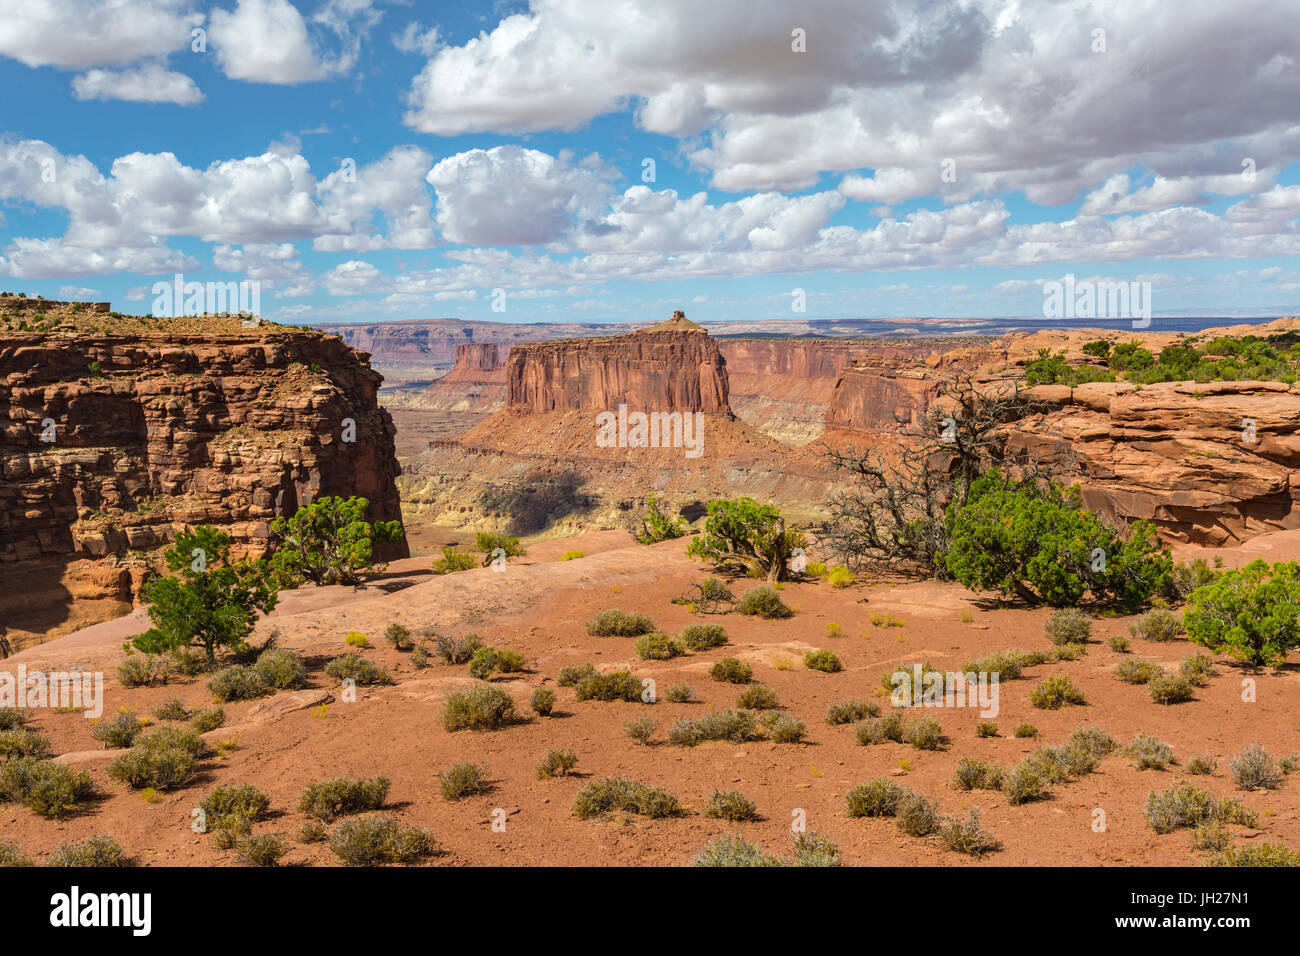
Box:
[0,308,406,650]
[408,342,510,414]
[506,316,731,415]
[824,359,942,434]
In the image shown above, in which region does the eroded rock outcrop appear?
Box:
[1006,380,1300,544]
[409,342,509,414]
[506,312,731,415]
[0,308,406,650]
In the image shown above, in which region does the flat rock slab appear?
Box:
[243,688,334,723]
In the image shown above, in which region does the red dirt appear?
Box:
[4,531,1298,867]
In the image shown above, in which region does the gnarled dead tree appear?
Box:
[819,371,1072,575]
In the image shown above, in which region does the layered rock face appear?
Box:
[722,339,947,444]
[825,359,942,434]
[409,342,509,415]
[0,316,406,650]
[506,314,731,415]
[1006,380,1300,544]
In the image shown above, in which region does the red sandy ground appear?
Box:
[4,530,1298,867]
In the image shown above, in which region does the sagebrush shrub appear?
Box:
[0,758,95,816]
[116,654,169,688]
[1001,765,1048,806]
[1045,608,1092,645]
[1180,653,1218,686]
[975,721,999,738]
[433,633,482,665]
[0,729,52,759]
[1115,659,1164,684]
[1013,723,1039,738]
[895,791,939,837]
[737,683,779,710]
[1030,675,1086,709]
[536,748,577,779]
[1186,754,1217,775]
[324,654,392,686]
[633,633,685,660]
[736,586,792,619]
[254,648,308,690]
[710,657,752,684]
[1129,607,1183,642]
[384,624,413,650]
[905,717,944,750]
[938,809,1001,856]
[91,712,143,749]
[190,708,225,733]
[329,816,433,866]
[0,708,24,731]
[297,776,390,821]
[443,686,518,730]
[573,670,642,702]
[625,716,657,744]
[1230,743,1282,790]
[572,777,682,819]
[669,709,759,746]
[760,712,807,743]
[803,649,842,673]
[530,688,555,716]
[953,758,1004,791]
[846,779,904,817]
[45,835,126,867]
[855,712,906,746]
[1149,673,1195,705]
[556,662,596,687]
[1143,782,1253,834]
[586,609,656,636]
[825,699,878,725]
[208,665,270,702]
[678,624,727,650]
[1210,843,1300,867]
[1128,734,1176,770]
[705,789,758,822]
[0,841,31,867]
[439,762,491,801]
[235,833,286,867]
[664,684,695,703]
[153,698,189,721]
[1108,635,1131,653]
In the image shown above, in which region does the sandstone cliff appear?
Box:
[506,313,731,415]
[0,302,406,651]
[1007,379,1300,544]
[408,342,509,415]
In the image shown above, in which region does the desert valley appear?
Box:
[3,295,1300,873]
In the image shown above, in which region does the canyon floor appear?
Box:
[7,529,1299,867]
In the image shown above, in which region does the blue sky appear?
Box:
[2,0,1300,327]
